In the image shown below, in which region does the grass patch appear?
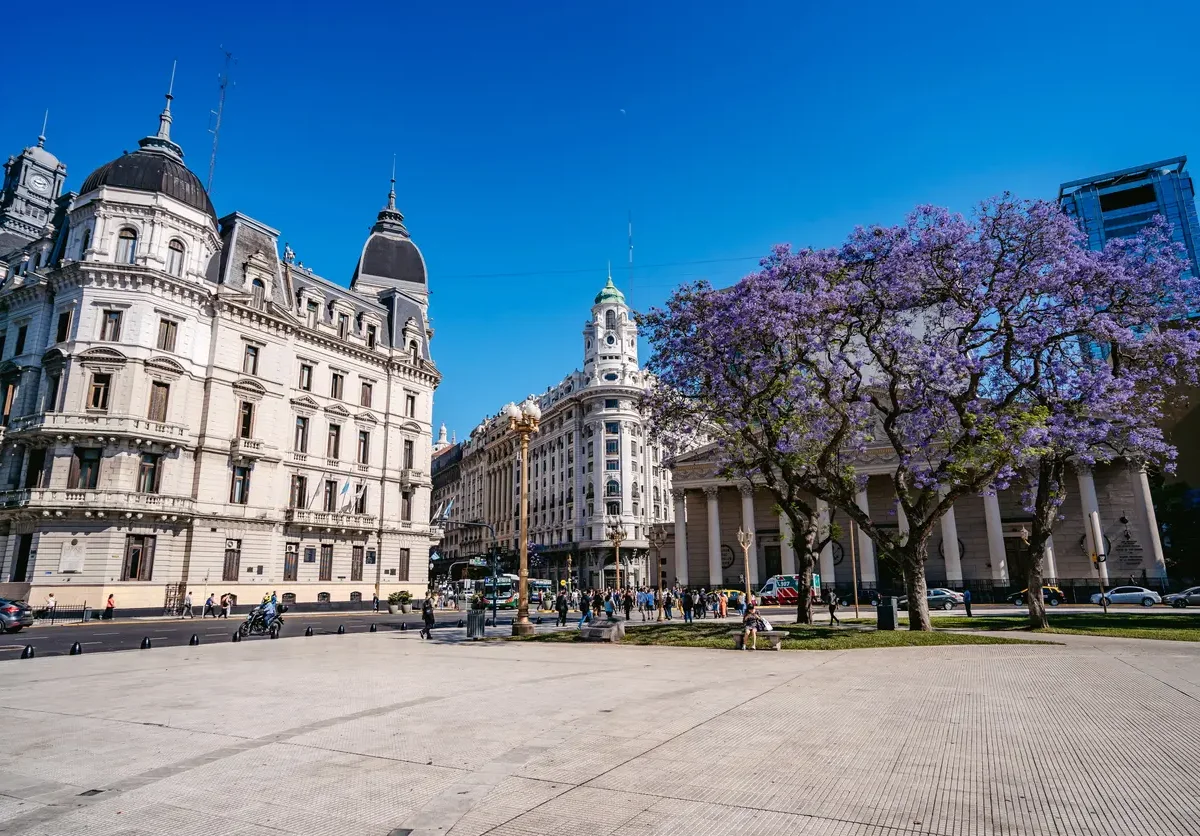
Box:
[879,613,1200,642]
[512,622,1044,650]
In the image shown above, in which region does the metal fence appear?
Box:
[32,604,90,624]
[823,575,1193,605]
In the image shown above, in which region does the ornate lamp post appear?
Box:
[737,527,753,603]
[605,516,625,593]
[504,399,541,636]
[648,525,668,622]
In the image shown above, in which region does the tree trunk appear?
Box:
[903,548,932,631]
[1024,557,1049,630]
[794,564,815,625]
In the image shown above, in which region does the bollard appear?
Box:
[536,616,543,625]
[400,622,408,631]
[232,631,241,642]
[369,623,377,632]
[140,637,152,650]
[189,634,199,646]
[69,642,82,655]
[21,645,35,659]
[458,619,465,628]
[305,626,313,637]
[337,625,345,634]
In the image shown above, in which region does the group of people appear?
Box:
[178,591,235,619]
[556,585,758,628]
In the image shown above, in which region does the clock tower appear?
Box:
[0,129,66,246]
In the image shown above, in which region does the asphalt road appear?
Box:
[0,609,508,657]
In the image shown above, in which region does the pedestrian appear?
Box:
[578,590,592,629]
[180,591,194,618]
[203,593,216,618]
[963,588,973,617]
[556,590,569,626]
[622,588,633,620]
[827,590,840,626]
[718,591,728,619]
[663,589,673,620]
[45,592,56,614]
[104,593,115,620]
[683,589,694,624]
[220,593,230,618]
[420,593,436,639]
[372,592,379,612]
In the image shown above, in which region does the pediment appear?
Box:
[232,378,267,397]
[145,356,185,377]
[324,403,351,417]
[78,347,128,366]
[399,420,422,434]
[354,411,378,424]
[290,395,320,412]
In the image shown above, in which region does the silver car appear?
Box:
[1163,587,1200,608]
[1089,586,1161,607]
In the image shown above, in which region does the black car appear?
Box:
[1007,586,1065,607]
[0,598,34,633]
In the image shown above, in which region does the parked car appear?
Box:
[1007,586,1065,607]
[898,588,963,611]
[0,598,34,633]
[1162,587,1200,608]
[1089,586,1161,607]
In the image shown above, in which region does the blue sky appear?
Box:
[6,0,1199,439]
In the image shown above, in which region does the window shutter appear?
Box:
[68,450,80,489]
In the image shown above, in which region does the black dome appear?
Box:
[359,236,426,285]
[80,150,216,221]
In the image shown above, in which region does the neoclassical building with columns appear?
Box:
[660,442,1167,593]
[0,94,441,611]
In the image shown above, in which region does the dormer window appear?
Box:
[409,340,419,363]
[116,229,138,264]
[365,324,377,348]
[251,279,266,309]
[166,240,185,277]
[306,299,319,329]
[605,310,617,329]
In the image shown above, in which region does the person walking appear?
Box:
[372,592,380,612]
[420,593,436,639]
[578,590,592,629]
[219,593,230,618]
[682,589,694,624]
[622,588,634,621]
[718,591,728,619]
[181,591,194,618]
[556,590,569,626]
[104,594,115,620]
[203,594,216,618]
[827,590,840,626]
[963,588,973,617]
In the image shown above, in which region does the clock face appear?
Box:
[29,174,49,194]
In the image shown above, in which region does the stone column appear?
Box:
[672,489,689,587]
[1133,466,1168,583]
[982,492,1009,582]
[855,488,876,584]
[940,502,963,585]
[1043,535,1059,582]
[817,499,835,584]
[739,485,759,586]
[704,487,722,586]
[1077,466,1109,583]
[779,511,797,576]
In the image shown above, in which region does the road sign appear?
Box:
[812,573,821,589]
[469,557,488,567]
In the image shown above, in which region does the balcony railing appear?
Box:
[0,488,196,517]
[8,412,189,443]
[285,508,378,531]
[230,437,270,460]
[400,468,428,485]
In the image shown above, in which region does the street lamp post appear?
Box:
[504,400,541,637]
[737,527,753,604]
[605,516,625,594]
[648,526,667,622]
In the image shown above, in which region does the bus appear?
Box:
[530,579,554,607]
[483,574,519,608]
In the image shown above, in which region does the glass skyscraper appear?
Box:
[1058,156,1200,275]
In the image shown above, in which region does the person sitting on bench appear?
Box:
[742,603,767,651]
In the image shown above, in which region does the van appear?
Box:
[757,574,801,604]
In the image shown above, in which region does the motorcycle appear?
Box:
[238,604,287,638]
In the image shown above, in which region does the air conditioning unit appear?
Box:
[286,543,298,554]
[225,539,239,550]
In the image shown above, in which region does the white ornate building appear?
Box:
[0,94,440,611]
[439,275,674,589]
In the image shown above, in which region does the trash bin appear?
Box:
[876,596,898,631]
[466,610,487,639]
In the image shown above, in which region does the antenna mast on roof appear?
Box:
[207,48,236,194]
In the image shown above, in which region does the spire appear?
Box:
[138,60,184,160]
[372,157,408,236]
[37,110,48,148]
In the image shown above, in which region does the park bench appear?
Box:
[729,629,786,651]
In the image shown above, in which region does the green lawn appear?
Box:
[882,613,1200,642]
[512,622,1045,651]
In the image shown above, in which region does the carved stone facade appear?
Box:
[0,101,440,610]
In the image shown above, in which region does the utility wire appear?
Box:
[438,254,762,281]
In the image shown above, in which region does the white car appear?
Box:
[1089,586,1161,607]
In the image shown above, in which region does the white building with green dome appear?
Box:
[444,272,674,591]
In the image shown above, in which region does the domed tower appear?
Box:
[583,269,637,381]
[68,82,219,279]
[0,122,67,248]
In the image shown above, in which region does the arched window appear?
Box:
[116,229,138,264]
[79,229,92,259]
[251,278,266,309]
[166,240,185,277]
[409,340,419,363]
[605,310,616,329]
[606,479,620,497]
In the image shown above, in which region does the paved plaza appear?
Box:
[1,629,1198,836]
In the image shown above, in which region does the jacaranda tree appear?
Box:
[644,196,1193,630]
